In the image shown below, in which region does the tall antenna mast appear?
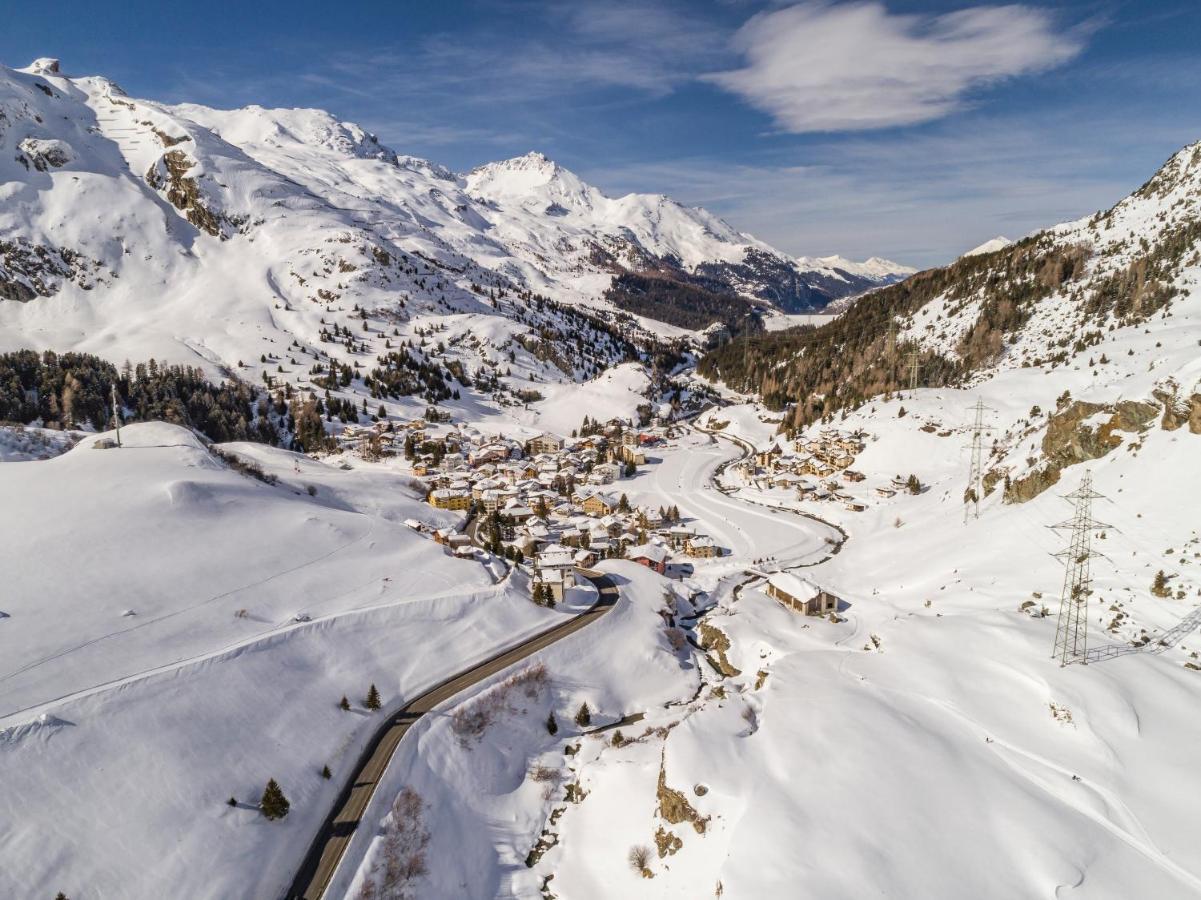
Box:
[1051,471,1106,666]
[111,383,122,448]
[963,399,993,522]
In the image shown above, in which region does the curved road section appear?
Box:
[285,571,620,900]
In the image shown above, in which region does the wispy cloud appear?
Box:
[706,2,1092,132]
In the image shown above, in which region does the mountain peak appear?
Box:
[23,57,61,75]
[464,151,593,205]
[962,236,1013,258]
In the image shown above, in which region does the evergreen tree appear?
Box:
[339,695,350,711]
[1152,570,1170,597]
[365,684,382,710]
[546,712,558,736]
[906,474,921,495]
[260,779,290,820]
[321,765,332,780]
[618,493,630,513]
[227,796,237,807]
[574,702,592,728]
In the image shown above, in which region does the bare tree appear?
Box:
[362,787,430,899]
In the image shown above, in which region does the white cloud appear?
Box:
[707,2,1089,132]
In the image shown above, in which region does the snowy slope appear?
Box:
[962,234,1014,257]
[0,421,595,898]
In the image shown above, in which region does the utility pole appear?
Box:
[906,348,920,396]
[963,399,993,522]
[1051,472,1106,666]
[111,383,122,448]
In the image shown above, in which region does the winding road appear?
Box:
[284,571,620,900]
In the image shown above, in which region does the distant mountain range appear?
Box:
[0,57,912,367]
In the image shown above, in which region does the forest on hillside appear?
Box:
[604,271,763,335]
[697,235,1122,432]
[0,350,281,444]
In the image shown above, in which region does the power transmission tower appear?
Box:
[906,348,920,395]
[111,383,122,448]
[1051,472,1106,666]
[963,399,993,522]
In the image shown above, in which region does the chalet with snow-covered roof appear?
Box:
[628,543,669,575]
[764,573,838,616]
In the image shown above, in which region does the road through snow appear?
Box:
[630,428,837,567]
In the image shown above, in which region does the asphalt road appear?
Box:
[284,570,620,900]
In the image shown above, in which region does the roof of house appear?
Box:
[766,572,818,601]
[629,543,670,564]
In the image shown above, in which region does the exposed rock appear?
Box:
[654,825,683,858]
[1006,399,1159,503]
[27,58,60,75]
[1,237,105,303]
[17,137,73,171]
[1154,388,1201,434]
[656,758,709,834]
[145,150,228,238]
[698,622,741,677]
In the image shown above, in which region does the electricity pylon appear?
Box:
[963,399,993,522]
[111,383,122,448]
[906,348,920,395]
[1051,472,1106,666]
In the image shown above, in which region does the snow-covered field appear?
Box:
[0,422,590,898]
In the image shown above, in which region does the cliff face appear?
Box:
[1005,399,1160,503]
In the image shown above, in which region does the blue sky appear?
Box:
[3,0,1199,266]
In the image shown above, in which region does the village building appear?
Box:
[628,543,669,575]
[764,573,839,616]
[429,488,471,511]
[534,543,576,602]
[529,433,564,455]
[685,535,719,558]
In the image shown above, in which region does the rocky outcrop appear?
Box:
[17,137,73,171]
[145,150,228,238]
[656,759,708,834]
[698,622,741,677]
[0,237,105,302]
[1154,388,1201,434]
[1005,399,1159,503]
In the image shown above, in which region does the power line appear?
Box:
[1051,471,1107,666]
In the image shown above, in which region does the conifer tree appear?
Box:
[546,712,558,736]
[321,765,332,780]
[339,695,350,711]
[365,684,382,710]
[260,779,290,820]
[574,702,592,728]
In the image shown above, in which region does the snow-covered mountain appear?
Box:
[962,235,1014,257]
[0,58,911,377]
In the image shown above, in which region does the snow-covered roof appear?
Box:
[766,572,818,601]
[629,543,669,563]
